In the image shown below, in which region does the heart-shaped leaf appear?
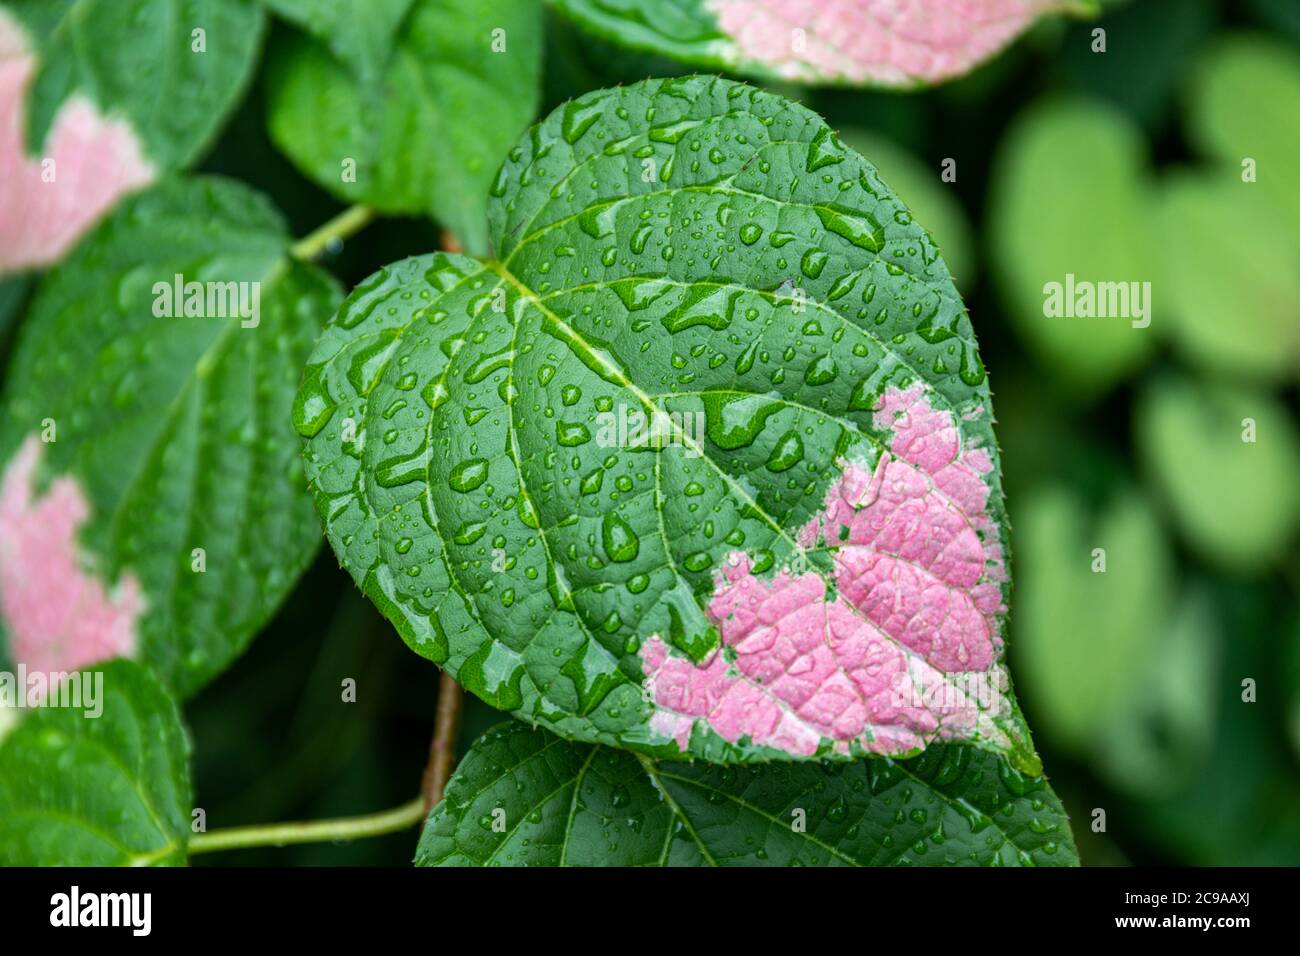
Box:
[1012,484,1172,753]
[0,0,266,272]
[417,720,1076,866]
[0,176,341,698]
[0,658,192,866]
[265,0,542,254]
[988,97,1154,395]
[1186,34,1300,236]
[298,76,1037,770]
[1136,375,1300,569]
[1152,174,1300,381]
[549,0,1087,88]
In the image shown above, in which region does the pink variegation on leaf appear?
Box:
[639,384,1017,759]
[706,0,1073,86]
[0,436,145,684]
[0,11,154,274]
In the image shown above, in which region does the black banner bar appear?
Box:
[0,866,1281,942]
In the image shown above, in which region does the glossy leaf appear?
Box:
[838,128,975,286]
[0,0,265,271]
[549,0,1086,88]
[0,177,341,698]
[266,0,542,254]
[298,77,1038,771]
[0,659,192,866]
[417,720,1077,866]
[988,98,1154,395]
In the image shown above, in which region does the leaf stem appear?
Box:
[187,796,425,855]
[290,204,375,261]
[421,673,464,815]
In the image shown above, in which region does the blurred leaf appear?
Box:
[1246,0,1300,44]
[265,0,542,254]
[1057,0,1215,130]
[262,0,414,80]
[1093,586,1218,797]
[0,659,192,866]
[1129,579,1300,865]
[1152,174,1300,381]
[0,177,341,698]
[7,0,265,168]
[1137,375,1300,570]
[988,98,1154,395]
[1286,614,1300,767]
[548,0,1088,88]
[542,5,691,111]
[418,721,1078,866]
[1186,34,1300,234]
[1013,484,1173,752]
[0,0,267,273]
[838,128,976,286]
[0,274,29,353]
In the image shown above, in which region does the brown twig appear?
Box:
[421,672,464,817]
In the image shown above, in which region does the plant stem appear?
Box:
[188,797,424,855]
[421,673,464,815]
[290,204,374,261]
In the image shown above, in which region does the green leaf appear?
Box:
[1185,33,1300,235]
[988,97,1154,395]
[298,76,1039,771]
[0,659,192,866]
[1136,375,1300,570]
[1091,585,1217,798]
[1,1,267,272]
[837,128,975,287]
[265,0,542,254]
[1245,0,1300,46]
[1056,0,1216,131]
[1152,174,1300,381]
[548,0,1085,88]
[417,721,1077,866]
[1012,484,1173,753]
[262,0,414,80]
[0,177,342,698]
[6,0,265,168]
[0,275,29,344]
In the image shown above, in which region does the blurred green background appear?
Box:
[54,0,1290,866]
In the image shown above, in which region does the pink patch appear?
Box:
[706,0,1067,86]
[0,11,154,274]
[639,385,1010,756]
[0,436,145,683]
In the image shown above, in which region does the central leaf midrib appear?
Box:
[102,255,291,558]
[649,763,864,866]
[634,753,718,866]
[487,259,806,559]
[487,258,1007,742]
[513,176,969,337]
